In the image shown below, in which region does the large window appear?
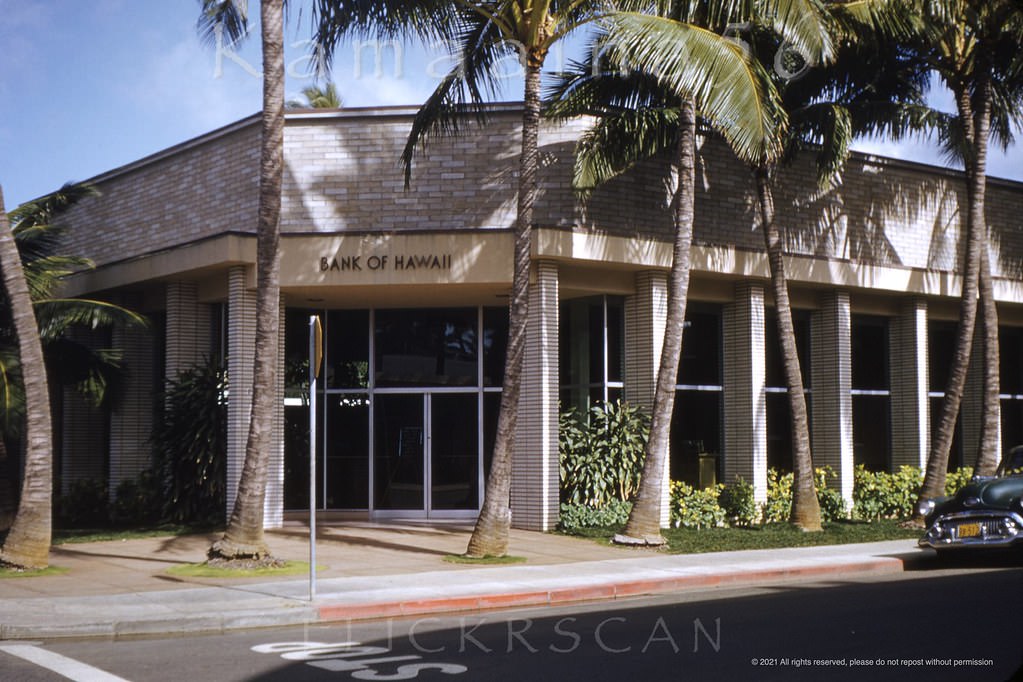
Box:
[1000,326,1023,455]
[764,311,811,472]
[671,306,722,486]
[852,315,891,471]
[559,296,624,413]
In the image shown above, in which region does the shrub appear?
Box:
[669,481,726,529]
[558,500,632,532]
[153,357,227,525]
[559,400,648,508]
[56,478,109,528]
[851,465,923,520]
[762,467,847,524]
[719,477,759,526]
[111,470,163,525]
[944,467,975,496]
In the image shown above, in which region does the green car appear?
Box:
[918,446,1023,552]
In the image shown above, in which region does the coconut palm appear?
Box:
[0,182,148,567]
[910,0,1023,507]
[287,82,343,109]
[0,187,54,569]
[549,0,835,542]
[198,0,286,560]
[314,0,655,557]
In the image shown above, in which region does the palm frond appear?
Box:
[603,12,785,165]
[574,107,681,191]
[197,0,251,49]
[34,299,149,342]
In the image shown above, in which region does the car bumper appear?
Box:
[919,510,1023,549]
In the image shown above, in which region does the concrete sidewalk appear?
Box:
[0,523,926,640]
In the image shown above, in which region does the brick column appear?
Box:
[264,298,286,528]
[723,283,767,504]
[811,291,854,506]
[511,260,560,531]
[109,312,154,497]
[890,298,929,469]
[624,270,671,527]
[226,266,256,519]
[165,281,210,380]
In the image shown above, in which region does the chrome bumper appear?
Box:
[919,510,1023,549]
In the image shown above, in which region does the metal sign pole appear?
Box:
[308,315,323,602]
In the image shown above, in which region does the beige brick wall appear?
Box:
[61,107,1023,287]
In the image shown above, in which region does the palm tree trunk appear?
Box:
[616,99,697,545]
[974,248,1000,475]
[917,73,991,510]
[0,187,54,569]
[210,0,284,560]
[465,50,546,558]
[755,165,821,531]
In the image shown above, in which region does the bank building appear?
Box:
[56,104,1023,529]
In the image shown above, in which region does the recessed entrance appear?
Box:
[373,392,479,514]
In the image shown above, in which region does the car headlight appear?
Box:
[917,499,936,518]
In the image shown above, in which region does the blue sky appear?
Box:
[1,1,1020,211]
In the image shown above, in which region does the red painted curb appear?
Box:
[315,557,907,624]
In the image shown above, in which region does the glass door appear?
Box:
[373,394,425,510]
[429,393,479,511]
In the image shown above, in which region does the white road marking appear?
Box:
[0,644,132,682]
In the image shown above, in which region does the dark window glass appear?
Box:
[765,312,811,389]
[1000,326,1023,395]
[326,310,369,389]
[430,393,479,511]
[853,394,890,471]
[669,390,722,486]
[285,308,318,396]
[678,309,722,386]
[928,321,957,393]
[852,316,889,390]
[483,307,508,387]
[607,297,624,383]
[324,394,369,509]
[375,308,478,387]
[284,401,318,509]
[931,396,964,470]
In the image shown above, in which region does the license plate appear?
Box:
[957,523,981,538]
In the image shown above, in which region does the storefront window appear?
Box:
[765,312,811,472]
[852,315,890,471]
[1000,326,1023,455]
[559,295,624,414]
[374,308,478,387]
[672,306,722,487]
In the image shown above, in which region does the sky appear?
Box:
[1,1,1020,211]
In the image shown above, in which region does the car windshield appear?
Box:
[996,448,1023,477]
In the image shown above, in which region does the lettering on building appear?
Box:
[319,253,452,273]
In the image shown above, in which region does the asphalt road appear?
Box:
[3,558,1022,682]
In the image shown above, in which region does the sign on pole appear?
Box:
[308,315,322,601]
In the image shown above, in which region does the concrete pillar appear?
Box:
[811,291,854,507]
[511,260,560,531]
[890,298,930,469]
[723,283,768,505]
[109,308,154,497]
[165,281,211,380]
[624,270,671,527]
[226,266,256,519]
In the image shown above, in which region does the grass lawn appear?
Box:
[51,525,221,545]
[564,519,921,554]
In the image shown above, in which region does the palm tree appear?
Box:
[313,0,636,557]
[0,182,147,567]
[0,187,54,569]
[737,0,932,530]
[199,0,286,561]
[557,1,833,543]
[911,0,1023,507]
[287,82,343,109]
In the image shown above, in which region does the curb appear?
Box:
[0,555,911,641]
[314,556,906,623]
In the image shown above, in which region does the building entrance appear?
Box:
[373,392,479,514]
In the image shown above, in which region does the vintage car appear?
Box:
[918,445,1023,552]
